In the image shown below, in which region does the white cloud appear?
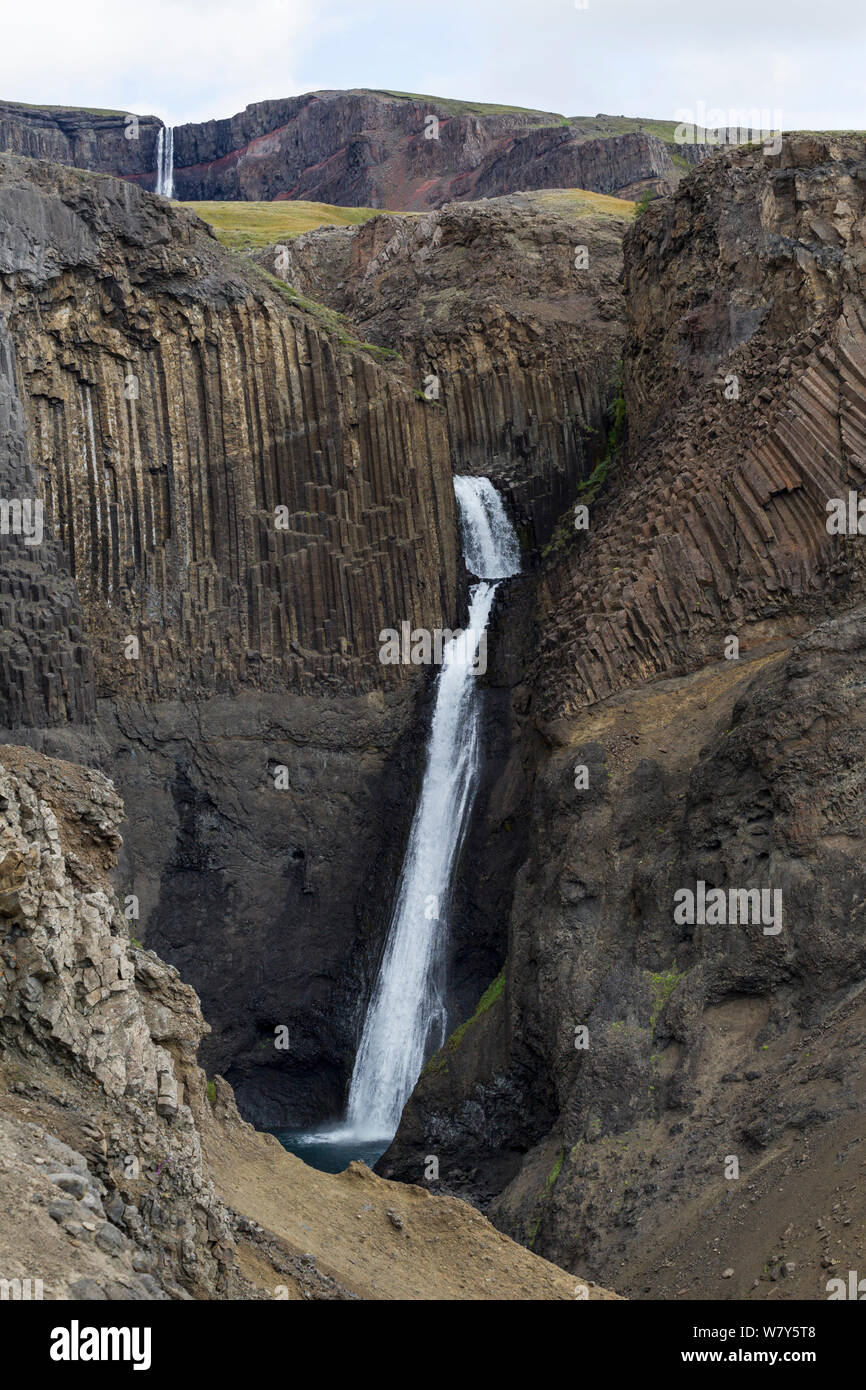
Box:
[0,0,315,123]
[0,0,863,129]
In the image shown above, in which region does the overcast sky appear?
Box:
[1,0,863,130]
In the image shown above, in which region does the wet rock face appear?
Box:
[45,689,427,1130]
[0,92,683,207]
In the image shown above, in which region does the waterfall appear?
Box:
[156,126,174,198]
[345,476,520,1141]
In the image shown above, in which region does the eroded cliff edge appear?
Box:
[0,91,693,206]
[382,137,866,1300]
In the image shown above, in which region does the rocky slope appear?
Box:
[381,136,866,1299]
[0,91,693,206]
[0,743,616,1299]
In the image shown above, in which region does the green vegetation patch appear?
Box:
[258,269,401,364]
[183,199,392,251]
[647,961,684,1029]
[545,1148,565,1192]
[515,187,635,222]
[421,967,505,1077]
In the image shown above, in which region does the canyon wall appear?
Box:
[259,190,630,1037]
[0,155,628,1129]
[0,91,686,206]
[382,137,866,1299]
[0,154,457,708]
[0,152,460,1124]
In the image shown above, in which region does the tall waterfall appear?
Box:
[345,476,520,1140]
[155,126,174,198]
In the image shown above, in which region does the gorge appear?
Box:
[1,72,866,1313]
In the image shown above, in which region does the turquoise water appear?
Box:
[271,1130,390,1174]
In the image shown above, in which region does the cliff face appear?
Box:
[0,102,159,179]
[265,192,629,548]
[472,130,675,202]
[0,91,684,206]
[0,153,461,1125]
[536,136,866,722]
[0,743,616,1300]
[382,138,866,1298]
[0,154,457,712]
[257,192,630,1042]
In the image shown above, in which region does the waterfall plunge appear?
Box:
[344,476,520,1141]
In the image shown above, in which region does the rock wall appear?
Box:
[0,155,457,713]
[0,102,159,179]
[0,153,462,1126]
[0,91,687,207]
[536,137,866,722]
[472,130,674,201]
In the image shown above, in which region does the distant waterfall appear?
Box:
[155,126,174,198]
[345,476,520,1140]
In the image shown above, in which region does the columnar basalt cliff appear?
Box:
[0,154,457,708]
[265,192,629,547]
[381,138,866,1299]
[0,152,635,1132]
[536,136,866,720]
[9,97,866,1307]
[0,91,689,206]
[258,191,631,1039]
[0,152,461,1125]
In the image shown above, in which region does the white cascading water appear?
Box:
[344,475,520,1140]
[155,126,174,198]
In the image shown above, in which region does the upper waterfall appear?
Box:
[453,475,521,580]
[156,126,174,198]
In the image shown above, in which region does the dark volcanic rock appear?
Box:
[0,153,460,1125]
[536,135,866,721]
[261,193,629,549]
[0,90,687,206]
